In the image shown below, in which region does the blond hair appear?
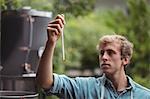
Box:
[97,35,133,60]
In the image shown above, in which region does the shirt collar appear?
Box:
[101,74,135,91]
[126,75,136,90]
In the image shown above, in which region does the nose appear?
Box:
[100,52,108,61]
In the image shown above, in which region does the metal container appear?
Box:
[0,90,38,99]
[1,8,52,75]
[0,75,37,91]
[1,8,52,99]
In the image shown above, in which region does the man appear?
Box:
[36,14,150,99]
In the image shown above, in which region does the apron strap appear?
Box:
[101,85,105,99]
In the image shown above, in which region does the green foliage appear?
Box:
[1,0,96,17]
[0,0,22,10]
[20,0,53,11]
[1,0,53,11]
[133,74,150,88]
[0,0,6,10]
[46,95,59,99]
[52,0,96,17]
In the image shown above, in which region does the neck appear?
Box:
[106,70,128,91]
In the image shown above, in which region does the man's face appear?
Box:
[99,42,124,75]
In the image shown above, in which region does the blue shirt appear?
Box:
[44,74,150,99]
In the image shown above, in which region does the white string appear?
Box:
[131,90,133,99]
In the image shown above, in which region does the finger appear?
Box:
[55,14,65,25]
[48,24,62,34]
[47,27,59,35]
[48,19,63,28]
[60,14,66,24]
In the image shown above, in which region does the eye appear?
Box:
[107,50,115,56]
[100,50,104,56]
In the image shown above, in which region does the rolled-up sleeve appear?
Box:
[44,73,61,94]
[44,73,80,98]
[43,73,103,99]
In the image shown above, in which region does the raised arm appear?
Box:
[36,14,65,89]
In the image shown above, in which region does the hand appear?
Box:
[47,14,65,44]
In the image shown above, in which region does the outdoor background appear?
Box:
[1,0,150,99]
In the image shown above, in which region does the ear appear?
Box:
[122,57,130,66]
